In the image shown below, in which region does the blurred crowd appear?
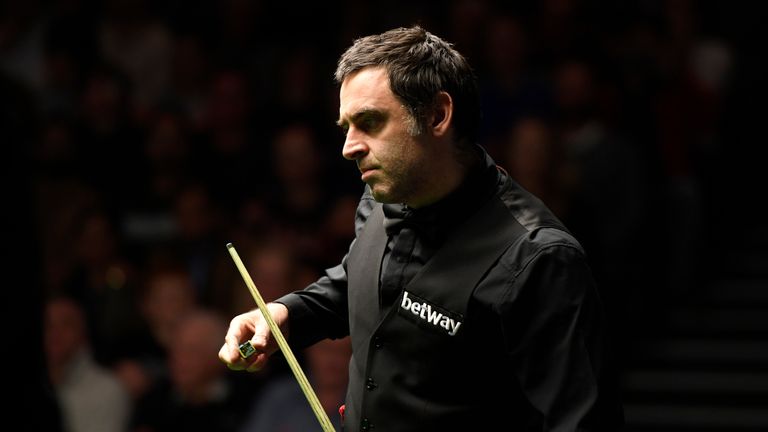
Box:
[1,0,748,431]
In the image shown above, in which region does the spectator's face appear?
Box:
[505,118,553,182]
[273,125,321,184]
[339,67,431,205]
[77,214,116,267]
[168,315,224,396]
[143,273,195,328]
[45,299,87,364]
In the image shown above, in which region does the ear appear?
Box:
[429,91,453,137]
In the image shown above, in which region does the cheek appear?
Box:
[393,137,425,179]
[379,132,416,168]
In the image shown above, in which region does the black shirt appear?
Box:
[278,146,624,431]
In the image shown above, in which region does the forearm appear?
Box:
[276,186,374,349]
[275,263,350,349]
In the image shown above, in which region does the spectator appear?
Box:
[131,309,251,432]
[113,263,200,405]
[59,208,143,365]
[45,295,131,432]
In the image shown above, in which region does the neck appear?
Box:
[407,145,480,209]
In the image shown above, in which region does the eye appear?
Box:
[357,113,384,134]
[338,123,349,136]
[359,117,376,132]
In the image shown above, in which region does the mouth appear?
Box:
[358,163,378,178]
[360,168,377,181]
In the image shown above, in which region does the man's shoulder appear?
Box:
[489,178,587,263]
[488,175,581,240]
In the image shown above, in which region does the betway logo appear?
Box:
[400,291,462,336]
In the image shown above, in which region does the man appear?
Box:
[219,26,623,431]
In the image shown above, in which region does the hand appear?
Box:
[218,303,289,372]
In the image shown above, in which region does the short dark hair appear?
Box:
[335,26,480,150]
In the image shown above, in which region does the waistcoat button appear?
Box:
[366,377,378,390]
[361,418,374,430]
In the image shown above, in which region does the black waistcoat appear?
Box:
[344,189,529,432]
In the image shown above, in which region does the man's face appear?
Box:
[338,67,431,205]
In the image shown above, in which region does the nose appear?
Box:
[342,129,369,161]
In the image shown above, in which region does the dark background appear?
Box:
[3,0,766,430]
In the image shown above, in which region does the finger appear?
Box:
[241,335,268,371]
[246,352,270,372]
[219,342,247,370]
[249,333,270,352]
[221,333,245,364]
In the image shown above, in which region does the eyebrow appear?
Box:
[336,108,382,129]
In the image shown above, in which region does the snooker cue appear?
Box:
[226,242,335,432]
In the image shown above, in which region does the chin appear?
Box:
[369,186,399,204]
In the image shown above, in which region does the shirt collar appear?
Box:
[382,146,499,244]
